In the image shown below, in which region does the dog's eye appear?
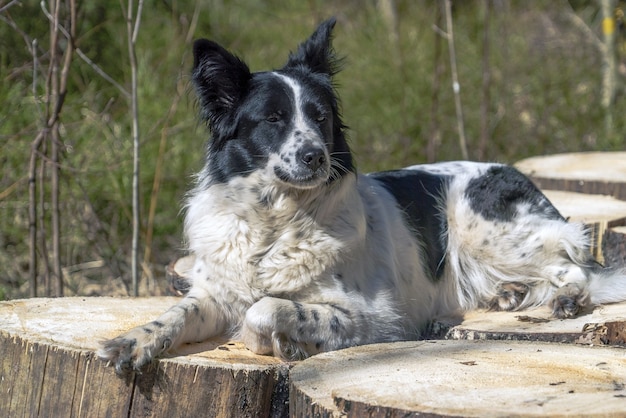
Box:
[316,115,327,123]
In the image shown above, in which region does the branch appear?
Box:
[127,0,143,296]
[431,24,449,39]
[185,1,201,44]
[131,0,144,43]
[562,3,605,54]
[75,48,130,99]
[0,0,20,13]
[444,0,469,160]
[39,1,130,99]
[0,176,27,201]
[28,130,46,297]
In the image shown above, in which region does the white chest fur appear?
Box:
[184,173,366,297]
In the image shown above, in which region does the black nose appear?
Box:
[299,145,326,172]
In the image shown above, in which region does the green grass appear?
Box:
[0,0,624,299]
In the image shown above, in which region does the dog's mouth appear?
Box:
[273,164,330,189]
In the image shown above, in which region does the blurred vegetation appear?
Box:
[0,0,624,300]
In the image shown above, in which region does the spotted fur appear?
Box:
[99,18,626,373]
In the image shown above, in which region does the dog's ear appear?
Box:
[282,17,341,77]
[192,39,251,131]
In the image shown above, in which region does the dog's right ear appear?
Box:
[282,17,340,77]
[192,39,251,132]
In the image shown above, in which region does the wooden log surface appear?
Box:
[515,151,626,201]
[3,298,626,417]
[290,339,626,418]
[446,302,626,346]
[292,303,626,417]
[0,297,290,418]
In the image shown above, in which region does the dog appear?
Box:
[99,18,626,373]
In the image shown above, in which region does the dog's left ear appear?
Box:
[282,17,341,77]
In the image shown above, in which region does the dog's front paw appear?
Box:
[241,323,309,361]
[240,319,274,356]
[241,297,314,360]
[551,283,591,318]
[98,326,172,374]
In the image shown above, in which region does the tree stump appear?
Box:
[515,151,626,201]
[290,340,626,417]
[0,297,290,418]
[292,302,626,417]
[4,298,626,417]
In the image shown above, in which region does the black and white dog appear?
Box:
[100,18,626,372]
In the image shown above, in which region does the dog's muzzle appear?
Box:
[274,141,330,188]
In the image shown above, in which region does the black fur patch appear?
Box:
[329,315,341,333]
[465,165,563,222]
[369,169,450,281]
[293,301,307,322]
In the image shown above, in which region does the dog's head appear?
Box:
[192,18,353,191]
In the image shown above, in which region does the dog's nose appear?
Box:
[299,145,326,171]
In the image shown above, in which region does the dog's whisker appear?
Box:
[329,160,351,176]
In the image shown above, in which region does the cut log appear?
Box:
[4,298,626,417]
[292,302,626,417]
[540,190,626,264]
[445,302,626,345]
[290,339,626,417]
[0,297,289,418]
[515,151,626,200]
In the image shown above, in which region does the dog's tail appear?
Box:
[587,266,626,305]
